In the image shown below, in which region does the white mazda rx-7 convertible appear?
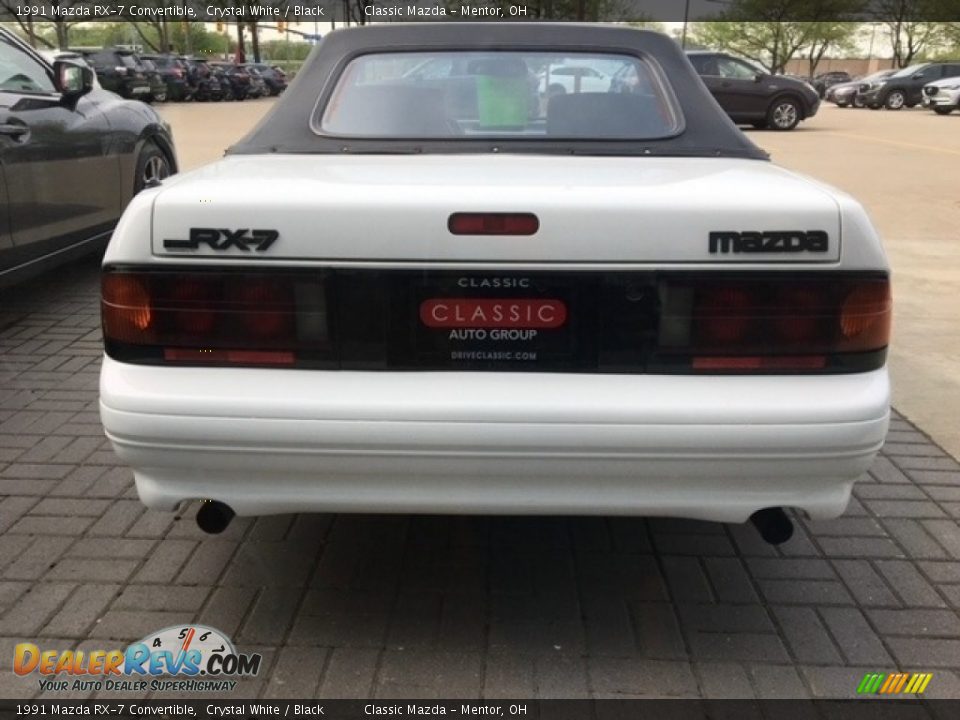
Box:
[99,23,891,544]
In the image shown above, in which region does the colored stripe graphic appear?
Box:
[858,672,932,695]
[893,673,909,693]
[857,673,885,694]
[880,673,897,693]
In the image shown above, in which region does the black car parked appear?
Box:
[686,50,820,130]
[812,70,852,98]
[860,61,960,110]
[180,56,223,101]
[245,66,269,98]
[81,47,151,100]
[0,28,177,287]
[140,53,191,101]
[243,62,287,95]
[209,62,252,101]
[137,57,167,103]
[825,69,895,107]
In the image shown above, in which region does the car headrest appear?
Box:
[547,92,667,138]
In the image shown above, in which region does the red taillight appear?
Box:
[692,356,827,371]
[102,274,152,343]
[234,278,294,340]
[103,269,889,375]
[659,275,890,373]
[695,286,753,345]
[163,349,295,366]
[102,271,328,367]
[840,281,891,351]
[448,213,539,236]
[169,278,216,335]
[775,286,821,344]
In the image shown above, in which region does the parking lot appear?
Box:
[1,100,959,700]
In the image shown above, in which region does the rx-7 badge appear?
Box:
[163,228,278,252]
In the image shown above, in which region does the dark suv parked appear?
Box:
[180,56,223,102]
[812,70,852,98]
[243,63,287,95]
[860,61,960,110]
[686,50,820,131]
[209,62,252,101]
[137,57,167,103]
[140,53,191,101]
[81,48,151,100]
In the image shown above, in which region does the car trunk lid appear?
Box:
[151,154,841,264]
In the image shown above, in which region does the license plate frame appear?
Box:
[398,273,596,370]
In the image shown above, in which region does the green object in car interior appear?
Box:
[476,75,528,127]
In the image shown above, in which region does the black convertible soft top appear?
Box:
[228,23,767,160]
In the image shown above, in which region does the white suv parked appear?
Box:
[922,76,960,114]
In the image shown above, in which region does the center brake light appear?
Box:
[448,213,539,236]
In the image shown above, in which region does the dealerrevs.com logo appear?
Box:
[857,671,933,695]
[14,625,261,694]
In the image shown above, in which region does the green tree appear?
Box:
[873,0,953,66]
[131,18,173,53]
[690,0,868,74]
[260,38,312,62]
[60,22,129,48]
[803,22,861,76]
[690,21,814,73]
[171,23,231,56]
[2,2,85,49]
[0,3,47,47]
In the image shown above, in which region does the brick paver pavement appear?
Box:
[1,258,959,700]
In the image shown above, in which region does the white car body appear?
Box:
[98,25,891,529]
[100,154,890,523]
[922,76,960,112]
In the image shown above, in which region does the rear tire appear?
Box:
[134,140,172,194]
[767,97,801,131]
[933,106,954,115]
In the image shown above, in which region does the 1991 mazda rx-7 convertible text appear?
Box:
[99,24,891,544]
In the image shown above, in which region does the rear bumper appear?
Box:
[163,78,191,98]
[123,80,151,97]
[100,357,889,522]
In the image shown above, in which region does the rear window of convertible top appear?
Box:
[315,50,683,141]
